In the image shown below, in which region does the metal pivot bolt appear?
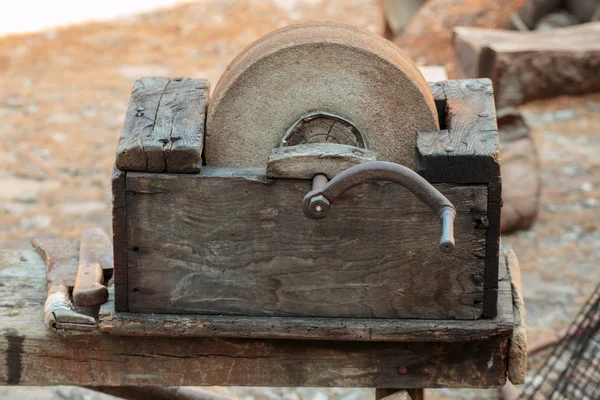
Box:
[302,161,457,253]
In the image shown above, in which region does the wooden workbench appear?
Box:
[0,247,515,391]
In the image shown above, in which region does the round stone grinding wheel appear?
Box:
[205,22,439,170]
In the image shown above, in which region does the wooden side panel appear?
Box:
[125,169,488,320]
[420,79,501,318]
[116,77,208,173]
[111,166,128,311]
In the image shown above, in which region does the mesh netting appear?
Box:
[520,283,600,400]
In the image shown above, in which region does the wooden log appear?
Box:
[124,169,488,320]
[266,143,376,179]
[116,77,208,173]
[417,79,501,318]
[453,23,600,108]
[0,248,511,388]
[497,108,540,233]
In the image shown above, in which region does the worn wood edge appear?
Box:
[112,166,128,312]
[266,143,377,179]
[506,248,527,384]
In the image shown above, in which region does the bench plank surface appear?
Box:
[0,248,510,388]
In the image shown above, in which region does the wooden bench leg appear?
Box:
[375,388,425,400]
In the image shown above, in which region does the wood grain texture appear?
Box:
[112,166,128,311]
[418,79,500,184]
[0,248,511,388]
[506,248,527,384]
[453,23,600,108]
[419,79,501,318]
[116,77,208,173]
[116,77,170,171]
[267,143,376,179]
[124,168,487,319]
[101,255,512,341]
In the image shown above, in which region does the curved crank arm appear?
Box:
[302,161,456,253]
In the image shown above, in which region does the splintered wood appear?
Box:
[116,77,209,173]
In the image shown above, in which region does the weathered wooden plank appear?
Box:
[418,79,500,184]
[420,79,501,318]
[116,77,208,173]
[112,166,128,312]
[124,168,487,320]
[453,23,600,108]
[0,249,510,388]
[116,77,170,171]
[497,108,540,234]
[143,77,208,173]
[266,143,376,179]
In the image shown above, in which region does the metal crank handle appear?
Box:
[302,161,457,253]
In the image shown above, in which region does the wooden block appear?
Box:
[116,77,208,173]
[418,79,501,318]
[453,23,600,108]
[497,108,541,233]
[123,168,488,320]
[266,143,376,179]
[506,249,527,384]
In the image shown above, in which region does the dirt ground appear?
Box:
[1,0,599,399]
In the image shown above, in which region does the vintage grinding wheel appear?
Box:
[206,21,440,170]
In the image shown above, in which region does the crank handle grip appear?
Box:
[302,161,456,253]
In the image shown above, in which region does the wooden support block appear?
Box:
[505,249,527,384]
[266,143,376,179]
[497,108,541,233]
[418,79,501,318]
[453,23,600,108]
[510,0,562,30]
[124,169,487,320]
[116,77,209,173]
